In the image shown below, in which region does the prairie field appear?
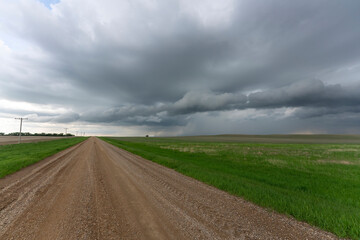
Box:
[0,136,71,145]
[102,135,360,239]
[0,137,87,178]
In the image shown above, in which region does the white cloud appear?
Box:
[0,99,69,115]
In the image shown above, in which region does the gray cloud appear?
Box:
[52,112,80,123]
[248,80,360,109]
[170,91,247,115]
[1,0,360,135]
[9,79,358,133]
[46,80,357,126]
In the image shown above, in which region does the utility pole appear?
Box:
[64,128,68,135]
[15,117,28,144]
[76,131,78,136]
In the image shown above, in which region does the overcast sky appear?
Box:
[1,0,360,136]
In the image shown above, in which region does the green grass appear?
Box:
[0,137,87,178]
[101,136,360,239]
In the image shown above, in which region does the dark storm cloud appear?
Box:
[294,106,360,119]
[11,0,359,104]
[45,79,357,126]
[248,80,360,109]
[169,91,247,115]
[66,79,359,125]
[52,112,80,123]
[1,0,360,134]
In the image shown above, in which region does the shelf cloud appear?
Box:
[1,0,360,135]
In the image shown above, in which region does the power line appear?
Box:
[14,117,28,144]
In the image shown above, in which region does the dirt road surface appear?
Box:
[0,137,337,239]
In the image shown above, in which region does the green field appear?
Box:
[102,135,360,239]
[0,137,87,178]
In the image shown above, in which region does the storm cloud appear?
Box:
[1,0,360,135]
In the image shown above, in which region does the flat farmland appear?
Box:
[0,137,87,178]
[0,136,71,145]
[103,135,360,239]
[142,134,360,144]
[0,137,337,239]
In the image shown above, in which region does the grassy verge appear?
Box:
[0,137,87,178]
[101,136,360,239]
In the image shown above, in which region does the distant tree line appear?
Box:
[0,132,74,137]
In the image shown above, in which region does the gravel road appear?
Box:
[0,137,337,239]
